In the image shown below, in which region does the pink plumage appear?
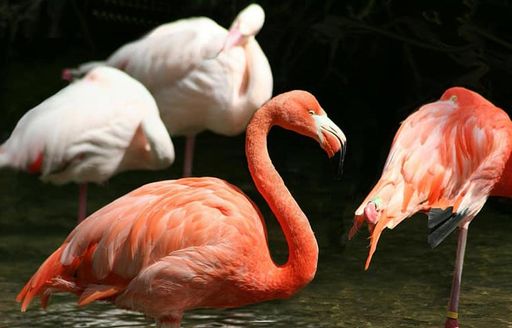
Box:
[17,90,346,327]
[351,87,512,328]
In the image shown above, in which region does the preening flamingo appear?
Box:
[349,87,512,328]
[16,90,345,327]
[65,4,273,177]
[0,66,174,222]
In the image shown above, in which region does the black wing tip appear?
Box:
[427,206,454,229]
[427,207,465,248]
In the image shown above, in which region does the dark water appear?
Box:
[0,133,511,328]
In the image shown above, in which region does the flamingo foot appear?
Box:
[445,317,459,328]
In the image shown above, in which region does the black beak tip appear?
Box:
[331,144,346,180]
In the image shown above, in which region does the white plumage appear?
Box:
[68,4,273,176]
[0,66,174,220]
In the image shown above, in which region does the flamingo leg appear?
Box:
[445,221,470,328]
[156,321,181,328]
[156,314,182,328]
[183,135,196,177]
[77,183,88,223]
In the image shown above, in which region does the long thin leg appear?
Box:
[445,221,470,328]
[77,183,88,223]
[183,135,196,177]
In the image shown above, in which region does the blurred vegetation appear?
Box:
[0,0,511,235]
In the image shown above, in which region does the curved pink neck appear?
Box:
[245,103,318,296]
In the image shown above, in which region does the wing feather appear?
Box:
[107,18,225,90]
[62,178,264,282]
[352,91,512,268]
[18,178,266,310]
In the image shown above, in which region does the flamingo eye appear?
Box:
[308,110,315,115]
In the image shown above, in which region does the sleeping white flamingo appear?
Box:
[0,66,175,222]
[65,4,273,177]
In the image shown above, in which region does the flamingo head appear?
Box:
[349,197,382,239]
[440,86,494,109]
[222,4,265,51]
[268,90,347,176]
[61,68,74,82]
[61,68,84,82]
[363,198,382,231]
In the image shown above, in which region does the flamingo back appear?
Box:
[106,15,272,137]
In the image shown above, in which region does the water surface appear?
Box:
[0,135,511,328]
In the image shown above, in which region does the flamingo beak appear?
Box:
[61,68,74,82]
[314,114,346,178]
[332,139,347,178]
[221,24,244,52]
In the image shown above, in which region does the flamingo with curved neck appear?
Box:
[17,90,346,327]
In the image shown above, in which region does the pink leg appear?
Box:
[156,321,181,328]
[77,183,88,223]
[183,135,195,177]
[445,221,470,328]
[156,313,183,328]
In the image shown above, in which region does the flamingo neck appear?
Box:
[245,104,318,297]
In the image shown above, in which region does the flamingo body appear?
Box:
[17,90,345,327]
[350,87,512,327]
[0,66,174,185]
[68,4,273,176]
[106,7,272,137]
[19,178,275,314]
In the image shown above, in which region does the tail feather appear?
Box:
[16,247,66,311]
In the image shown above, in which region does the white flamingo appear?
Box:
[65,4,273,177]
[0,66,175,222]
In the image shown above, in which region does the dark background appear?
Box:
[0,0,511,241]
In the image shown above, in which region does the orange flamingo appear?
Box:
[17,90,346,327]
[349,87,512,328]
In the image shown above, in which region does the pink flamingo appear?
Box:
[349,87,512,328]
[65,4,273,177]
[0,66,174,222]
[16,90,345,327]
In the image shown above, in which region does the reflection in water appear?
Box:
[0,137,511,328]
